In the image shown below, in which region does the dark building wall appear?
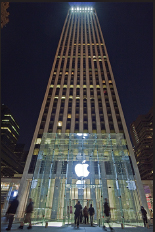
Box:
[130,107,153,180]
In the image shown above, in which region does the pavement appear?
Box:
[1,222,153,232]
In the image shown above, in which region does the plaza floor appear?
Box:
[1,221,153,232]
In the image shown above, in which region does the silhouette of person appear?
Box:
[18,198,33,230]
[74,201,82,228]
[103,198,114,231]
[5,195,19,231]
[88,204,95,226]
[83,206,88,224]
[141,206,148,227]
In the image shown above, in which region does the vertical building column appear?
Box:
[84,13,92,133]
[51,161,62,219]
[89,160,97,220]
[52,14,73,133]
[87,14,101,133]
[79,13,83,132]
[43,12,71,133]
[94,10,119,134]
[70,16,79,132]
[90,13,110,133]
[62,14,76,133]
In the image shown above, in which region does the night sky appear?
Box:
[1,2,153,151]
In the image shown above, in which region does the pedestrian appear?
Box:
[141,206,148,227]
[74,201,82,228]
[83,206,88,224]
[88,204,95,226]
[103,198,114,231]
[150,209,153,224]
[18,198,33,230]
[80,210,83,223]
[5,195,19,231]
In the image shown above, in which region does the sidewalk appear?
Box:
[1,222,153,232]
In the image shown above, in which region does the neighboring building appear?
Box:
[130,107,153,211]
[1,2,10,29]
[16,6,148,226]
[130,107,153,180]
[1,104,27,177]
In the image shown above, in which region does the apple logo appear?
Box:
[75,160,90,177]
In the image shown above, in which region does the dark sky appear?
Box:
[1,2,153,151]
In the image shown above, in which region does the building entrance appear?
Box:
[28,133,143,226]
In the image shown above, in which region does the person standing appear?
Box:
[103,198,114,231]
[74,201,82,228]
[150,209,153,224]
[88,204,95,226]
[83,206,88,224]
[18,198,33,230]
[5,195,19,231]
[141,206,148,227]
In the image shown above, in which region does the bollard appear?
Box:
[99,219,100,227]
[121,223,124,229]
[45,222,48,228]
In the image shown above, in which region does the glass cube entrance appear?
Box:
[29,133,143,226]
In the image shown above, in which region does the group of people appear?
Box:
[5,196,33,231]
[4,195,153,230]
[74,201,95,228]
[74,198,114,230]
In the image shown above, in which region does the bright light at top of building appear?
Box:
[71,7,93,11]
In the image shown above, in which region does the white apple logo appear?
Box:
[75,160,90,177]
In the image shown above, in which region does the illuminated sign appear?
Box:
[75,160,89,177]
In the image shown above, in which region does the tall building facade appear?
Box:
[1,104,24,177]
[16,7,148,225]
[130,107,153,180]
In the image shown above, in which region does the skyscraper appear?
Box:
[16,7,148,225]
[1,104,24,176]
[130,107,153,180]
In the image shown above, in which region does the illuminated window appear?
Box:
[58,121,62,127]
[68,114,71,118]
[36,138,41,144]
[33,148,39,156]
[4,115,19,128]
